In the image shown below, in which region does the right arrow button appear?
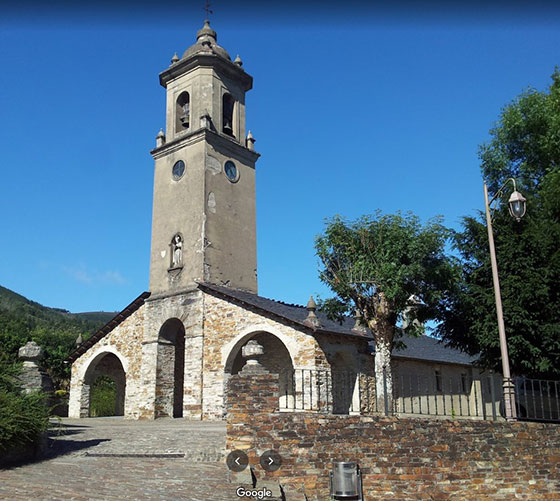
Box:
[259,450,282,472]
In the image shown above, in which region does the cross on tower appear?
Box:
[204,0,213,20]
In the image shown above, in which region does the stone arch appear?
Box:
[224,329,295,411]
[221,324,300,371]
[222,92,235,136]
[155,318,186,418]
[225,331,294,375]
[83,351,126,417]
[176,91,190,131]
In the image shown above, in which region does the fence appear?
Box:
[279,369,560,422]
[514,377,560,422]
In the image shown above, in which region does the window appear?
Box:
[222,93,234,136]
[172,160,185,180]
[435,370,442,392]
[461,373,467,393]
[176,92,190,132]
[224,160,238,182]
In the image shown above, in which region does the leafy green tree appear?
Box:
[437,70,560,378]
[315,212,459,405]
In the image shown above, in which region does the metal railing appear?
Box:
[513,377,560,422]
[278,369,560,423]
[279,369,364,414]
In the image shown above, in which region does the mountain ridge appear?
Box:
[0,285,118,386]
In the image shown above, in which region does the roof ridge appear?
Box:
[264,296,305,309]
[201,281,307,309]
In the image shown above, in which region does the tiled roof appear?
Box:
[198,282,477,366]
[393,334,476,366]
[198,282,371,339]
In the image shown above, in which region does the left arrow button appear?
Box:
[226,450,249,472]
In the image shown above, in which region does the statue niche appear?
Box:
[170,234,183,269]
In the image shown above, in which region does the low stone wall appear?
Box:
[226,372,560,500]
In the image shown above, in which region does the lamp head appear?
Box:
[508,190,527,221]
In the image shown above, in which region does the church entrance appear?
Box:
[83,352,126,417]
[155,318,186,418]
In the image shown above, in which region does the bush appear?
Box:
[0,391,50,450]
[0,357,49,451]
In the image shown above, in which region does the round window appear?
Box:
[172,160,185,180]
[224,160,238,182]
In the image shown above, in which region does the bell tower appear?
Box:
[149,20,259,296]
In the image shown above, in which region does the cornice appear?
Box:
[159,54,253,91]
[151,128,260,165]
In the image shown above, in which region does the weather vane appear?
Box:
[204,0,213,20]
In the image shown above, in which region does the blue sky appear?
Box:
[1,2,559,313]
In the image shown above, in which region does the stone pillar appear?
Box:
[18,341,54,396]
[226,340,279,426]
[226,341,281,493]
[79,383,91,418]
[138,341,158,420]
[183,333,203,419]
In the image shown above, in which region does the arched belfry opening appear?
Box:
[222,93,235,136]
[225,332,294,412]
[155,318,186,418]
[176,91,190,132]
[83,352,126,417]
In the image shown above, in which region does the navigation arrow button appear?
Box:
[260,450,282,472]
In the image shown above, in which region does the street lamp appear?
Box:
[483,178,527,421]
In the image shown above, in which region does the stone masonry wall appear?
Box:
[143,290,204,419]
[226,371,560,500]
[69,305,145,419]
[202,292,328,419]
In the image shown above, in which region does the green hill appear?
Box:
[0,285,117,388]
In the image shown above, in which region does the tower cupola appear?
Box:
[181,20,231,61]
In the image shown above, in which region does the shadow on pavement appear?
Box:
[49,423,92,429]
[43,438,111,459]
[0,438,111,470]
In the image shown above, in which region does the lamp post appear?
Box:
[483,178,527,421]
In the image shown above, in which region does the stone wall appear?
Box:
[69,305,145,419]
[202,292,331,419]
[226,371,560,500]
[139,289,204,419]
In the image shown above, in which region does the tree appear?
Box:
[437,70,560,378]
[315,212,459,407]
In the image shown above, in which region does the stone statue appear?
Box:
[172,234,183,267]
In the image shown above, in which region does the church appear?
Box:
[67,20,485,421]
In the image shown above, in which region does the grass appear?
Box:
[90,376,118,417]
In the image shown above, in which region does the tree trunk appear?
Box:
[374,337,393,414]
[358,292,395,414]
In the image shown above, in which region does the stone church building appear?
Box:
[68,21,483,421]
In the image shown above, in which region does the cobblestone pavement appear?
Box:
[0,417,246,501]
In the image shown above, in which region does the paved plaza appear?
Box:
[0,418,240,501]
